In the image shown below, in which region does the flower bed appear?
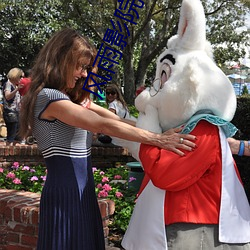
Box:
[93,166,137,233]
[0,162,137,247]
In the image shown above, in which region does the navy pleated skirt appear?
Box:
[37,156,105,250]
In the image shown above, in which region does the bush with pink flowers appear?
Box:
[0,162,46,193]
[93,166,137,233]
[0,162,137,234]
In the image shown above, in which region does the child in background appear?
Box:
[19,69,31,96]
[105,83,136,122]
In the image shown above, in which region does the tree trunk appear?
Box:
[123,50,135,105]
[135,55,150,87]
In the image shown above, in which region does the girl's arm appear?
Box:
[89,101,136,126]
[41,99,196,156]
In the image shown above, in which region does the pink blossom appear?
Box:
[115,192,123,198]
[30,169,36,173]
[12,178,22,184]
[98,190,108,198]
[30,176,38,181]
[12,162,19,169]
[102,176,109,183]
[6,172,15,179]
[114,175,122,180]
[96,183,102,189]
[40,176,46,181]
[129,177,137,182]
[100,171,105,175]
[92,167,97,173]
[0,168,4,173]
[22,166,30,171]
[102,184,112,191]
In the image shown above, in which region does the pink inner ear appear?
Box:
[181,20,188,36]
[161,72,168,86]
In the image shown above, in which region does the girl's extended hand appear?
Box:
[159,127,197,156]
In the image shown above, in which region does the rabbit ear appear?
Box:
[177,0,206,50]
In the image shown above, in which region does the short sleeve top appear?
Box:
[3,80,21,112]
[33,88,92,158]
[108,99,128,119]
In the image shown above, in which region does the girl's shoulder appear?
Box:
[38,88,70,101]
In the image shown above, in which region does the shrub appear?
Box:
[0,162,46,193]
[93,166,137,233]
[0,162,137,233]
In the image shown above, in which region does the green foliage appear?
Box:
[0,0,248,103]
[93,166,137,233]
[242,85,249,95]
[0,162,137,234]
[231,96,250,202]
[128,104,139,118]
[0,1,57,74]
[0,162,46,193]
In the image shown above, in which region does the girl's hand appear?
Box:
[159,127,197,156]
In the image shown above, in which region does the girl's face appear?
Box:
[106,88,117,102]
[69,58,91,89]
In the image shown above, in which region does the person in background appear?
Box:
[19,69,31,96]
[98,83,135,144]
[0,78,5,121]
[228,137,250,156]
[17,69,32,145]
[136,85,146,96]
[105,83,135,120]
[3,68,24,146]
[19,28,196,250]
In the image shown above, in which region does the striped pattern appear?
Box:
[34,88,105,250]
[42,146,91,158]
[33,88,92,158]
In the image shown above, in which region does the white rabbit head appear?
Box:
[135,0,236,132]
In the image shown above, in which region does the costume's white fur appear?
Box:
[113,1,250,249]
[112,0,236,161]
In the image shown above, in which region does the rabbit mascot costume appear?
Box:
[112,0,250,249]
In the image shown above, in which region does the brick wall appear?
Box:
[0,143,136,249]
[0,143,135,169]
[0,189,115,250]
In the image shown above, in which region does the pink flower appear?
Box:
[100,171,105,175]
[98,190,108,198]
[97,183,102,189]
[30,176,38,181]
[92,167,97,173]
[0,168,4,173]
[30,169,36,173]
[6,172,15,179]
[12,178,22,184]
[22,166,30,171]
[40,176,46,181]
[12,162,19,169]
[114,175,122,180]
[115,192,123,198]
[102,184,112,191]
[102,176,109,183]
[129,177,137,182]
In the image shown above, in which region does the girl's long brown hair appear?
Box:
[19,28,97,138]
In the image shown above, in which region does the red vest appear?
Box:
[139,120,242,225]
